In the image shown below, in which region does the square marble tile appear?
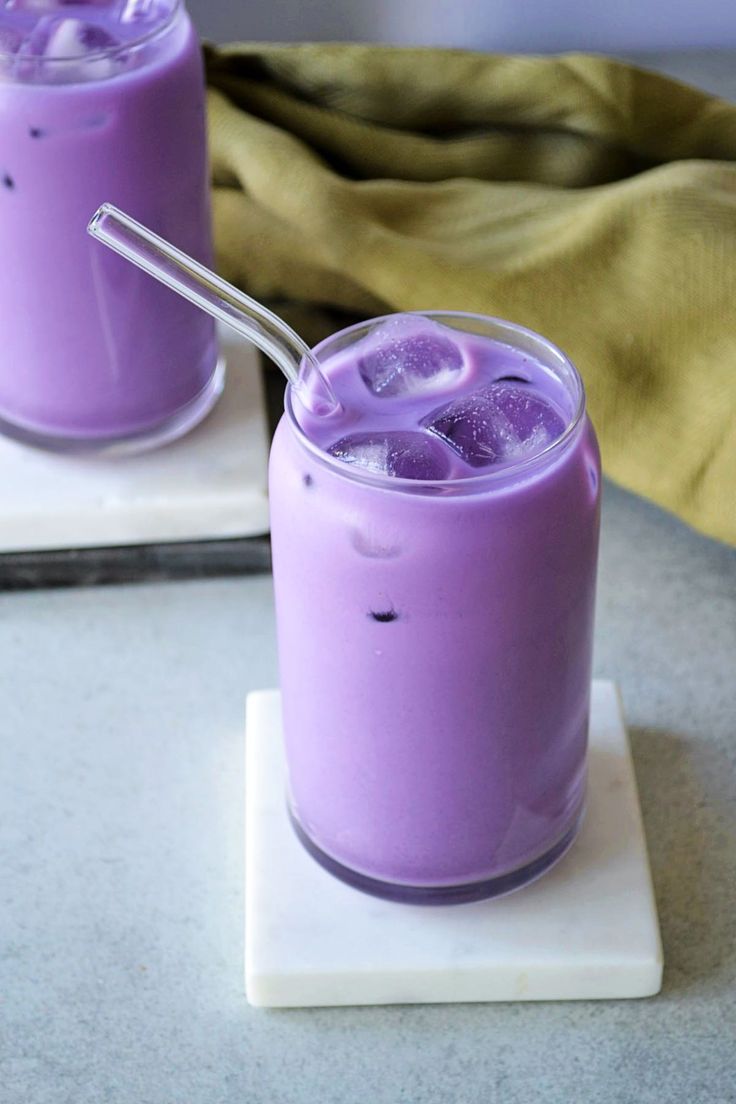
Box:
[245,681,663,1007]
[0,325,270,552]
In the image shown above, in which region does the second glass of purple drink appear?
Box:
[270,312,601,904]
[0,0,221,452]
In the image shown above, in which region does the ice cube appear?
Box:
[328,430,451,480]
[358,318,464,398]
[423,383,565,468]
[117,0,158,22]
[18,14,124,79]
[40,15,119,54]
[491,383,566,445]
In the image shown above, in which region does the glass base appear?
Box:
[0,356,225,457]
[289,806,584,906]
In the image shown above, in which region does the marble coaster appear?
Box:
[245,681,663,1008]
[0,324,269,553]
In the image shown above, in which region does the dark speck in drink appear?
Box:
[3,173,14,190]
[370,609,398,623]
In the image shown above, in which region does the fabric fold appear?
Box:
[206,44,736,544]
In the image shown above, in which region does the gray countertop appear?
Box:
[3,52,736,1104]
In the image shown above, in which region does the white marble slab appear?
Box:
[245,680,663,1007]
[0,325,270,552]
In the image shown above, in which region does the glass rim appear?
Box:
[0,0,182,67]
[284,310,587,495]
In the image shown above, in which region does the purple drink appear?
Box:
[0,0,220,450]
[270,313,601,904]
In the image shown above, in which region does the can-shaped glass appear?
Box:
[0,0,221,452]
[269,312,601,904]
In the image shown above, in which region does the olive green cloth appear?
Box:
[204,44,736,545]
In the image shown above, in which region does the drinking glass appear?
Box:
[269,313,601,904]
[0,0,221,452]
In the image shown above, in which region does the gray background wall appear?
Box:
[186,0,736,52]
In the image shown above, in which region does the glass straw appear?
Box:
[87,203,341,416]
